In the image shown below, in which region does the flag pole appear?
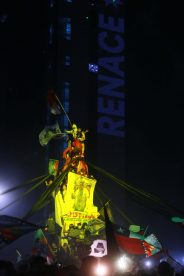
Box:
[143,225,148,237]
[16,249,22,263]
[55,95,73,128]
[16,249,22,257]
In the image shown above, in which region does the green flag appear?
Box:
[171,217,184,228]
[171,217,184,223]
[34,229,47,244]
[129,225,141,233]
[48,159,59,176]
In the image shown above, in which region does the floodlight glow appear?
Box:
[116,255,132,271]
[95,264,108,276]
[0,183,9,207]
[145,260,152,268]
[180,257,184,264]
[0,180,18,210]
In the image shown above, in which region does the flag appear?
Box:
[48,159,59,176]
[112,222,130,236]
[104,204,121,260]
[112,222,145,239]
[47,89,61,115]
[111,223,145,255]
[34,229,48,244]
[129,224,147,239]
[129,225,141,233]
[171,217,184,227]
[114,226,161,256]
[39,122,66,146]
[143,241,156,257]
[34,229,55,262]
[103,209,161,257]
[0,215,41,250]
[115,234,145,255]
[111,222,160,256]
[33,229,48,258]
[143,233,162,256]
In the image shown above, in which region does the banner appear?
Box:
[55,172,99,228]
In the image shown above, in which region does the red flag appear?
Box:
[114,233,145,255]
[143,241,155,257]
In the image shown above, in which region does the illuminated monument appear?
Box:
[44,123,104,255]
[44,0,125,256]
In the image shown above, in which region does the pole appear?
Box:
[55,95,73,128]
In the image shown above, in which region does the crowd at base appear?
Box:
[0,254,183,276]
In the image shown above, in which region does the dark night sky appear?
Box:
[0,0,48,261]
[0,0,184,263]
[125,0,184,262]
[0,0,47,178]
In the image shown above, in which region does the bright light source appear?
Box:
[116,255,132,272]
[95,264,108,276]
[145,259,152,268]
